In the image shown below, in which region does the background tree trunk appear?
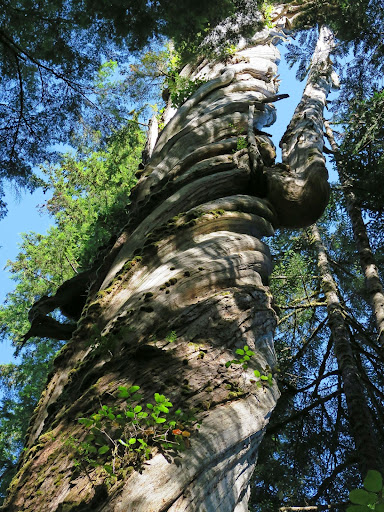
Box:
[324,120,384,348]
[2,19,333,512]
[310,223,380,476]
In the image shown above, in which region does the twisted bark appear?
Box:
[3,19,333,512]
[267,25,337,227]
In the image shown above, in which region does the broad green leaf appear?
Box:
[364,471,383,493]
[78,418,93,427]
[98,445,110,455]
[236,349,245,355]
[103,464,113,475]
[118,386,129,398]
[347,506,371,512]
[350,489,377,506]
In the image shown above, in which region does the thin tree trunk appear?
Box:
[279,505,347,511]
[324,120,384,348]
[2,18,333,512]
[310,224,380,477]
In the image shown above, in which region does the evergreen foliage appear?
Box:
[0,0,248,216]
[0,117,144,497]
[339,91,384,217]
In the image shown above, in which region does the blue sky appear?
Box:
[0,187,53,363]
[0,43,337,366]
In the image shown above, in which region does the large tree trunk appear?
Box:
[2,18,333,512]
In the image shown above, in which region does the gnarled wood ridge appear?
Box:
[2,16,337,512]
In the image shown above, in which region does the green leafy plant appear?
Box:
[223,44,237,58]
[165,331,177,343]
[226,345,255,370]
[262,2,275,29]
[168,74,207,108]
[236,136,247,151]
[165,47,207,108]
[75,385,198,475]
[225,345,273,388]
[348,470,384,511]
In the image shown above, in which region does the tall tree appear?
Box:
[0,7,338,509]
[310,223,380,477]
[324,120,384,348]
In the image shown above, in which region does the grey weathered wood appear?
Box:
[3,17,332,512]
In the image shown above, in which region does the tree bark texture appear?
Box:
[3,20,333,512]
[310,224,380,477]
[324,120,384,348]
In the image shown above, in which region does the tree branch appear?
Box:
[10,54,24,161]
[267,390,340,434]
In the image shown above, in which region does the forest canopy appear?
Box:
[0,0,381,216]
